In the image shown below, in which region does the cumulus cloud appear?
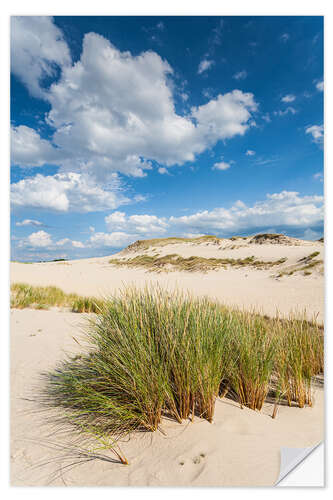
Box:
[281,94,296,103]
[27,230,52,248]
[245,150,255,156]
[11,172,130,212]
[89,232,135,249]
[19,232,86,250]
[316,80,324,92]
[212,161,231,171]
[105,211,168,235]
[16,219,43,227]
[191,90,258,144]
[158,167,169,175]
[233,70,247,80]
[169,191,323,234]
[56,238,85,248]
[11,16,71,98]
[11,22,258,181]
[305,124,324,144]
[11,125,61,167]
[198,59,214,74]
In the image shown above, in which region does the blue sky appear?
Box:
[10,15,324,261]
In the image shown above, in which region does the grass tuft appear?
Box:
[10,283,104,313]
[35,286,324,463]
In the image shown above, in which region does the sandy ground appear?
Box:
[10,238,325,486]
[11,309,324,487]
[11,239,324,321]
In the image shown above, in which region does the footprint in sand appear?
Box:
[179,452,206,466]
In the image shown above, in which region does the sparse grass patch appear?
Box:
[38,286,323,463]
[10,283,103,313]
[125,235,221,252]
[109,254,287,273]
[298,251,320,262]
[299,260,323,272]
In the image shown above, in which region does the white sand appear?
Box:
[10,237,324,486]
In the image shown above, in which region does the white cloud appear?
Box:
[316,80,324,92]
[306,124,324,144]
[192,90,258,144]
[89,232,135,249]
[11,16,71,98]
[233,70,247,80]
[105,211,168,234]
[280,33,290,43]
[198,59,214,74]
[158,167,169,175]
[281,94,296,103]
[11,172,130,212]
[11,126,61,167]
[56,238,71,247]
[245,150,256,156]
[274,107,297,117]
[262,113,271,123]
[11,24,258,182]
[212,161,231,171]
[27,230,52,248]
[19,233,86,250]
[169,191,323,234]
[72,240,85,248]
[16,219,43,227]
[56,238,85,248]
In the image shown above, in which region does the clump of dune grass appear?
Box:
[10,283,104,313]
[37,286,324,464]
[228,313,277,410]
[273,316,324,408]
[109,254,287,273]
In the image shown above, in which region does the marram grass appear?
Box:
[10,282,104,313]
[19,285,323,464]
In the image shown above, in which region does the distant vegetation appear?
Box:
[109,254,287,273]
[276,252,323,278]
[10,283,104,313]
[125,235,221,252]
[36,286,323,464]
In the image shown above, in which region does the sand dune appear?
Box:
[11,235,324,321]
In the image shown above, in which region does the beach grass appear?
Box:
[36,285,323,463]
[10,282,104,313]
[125,235,222,252]
[109,254,287,273]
